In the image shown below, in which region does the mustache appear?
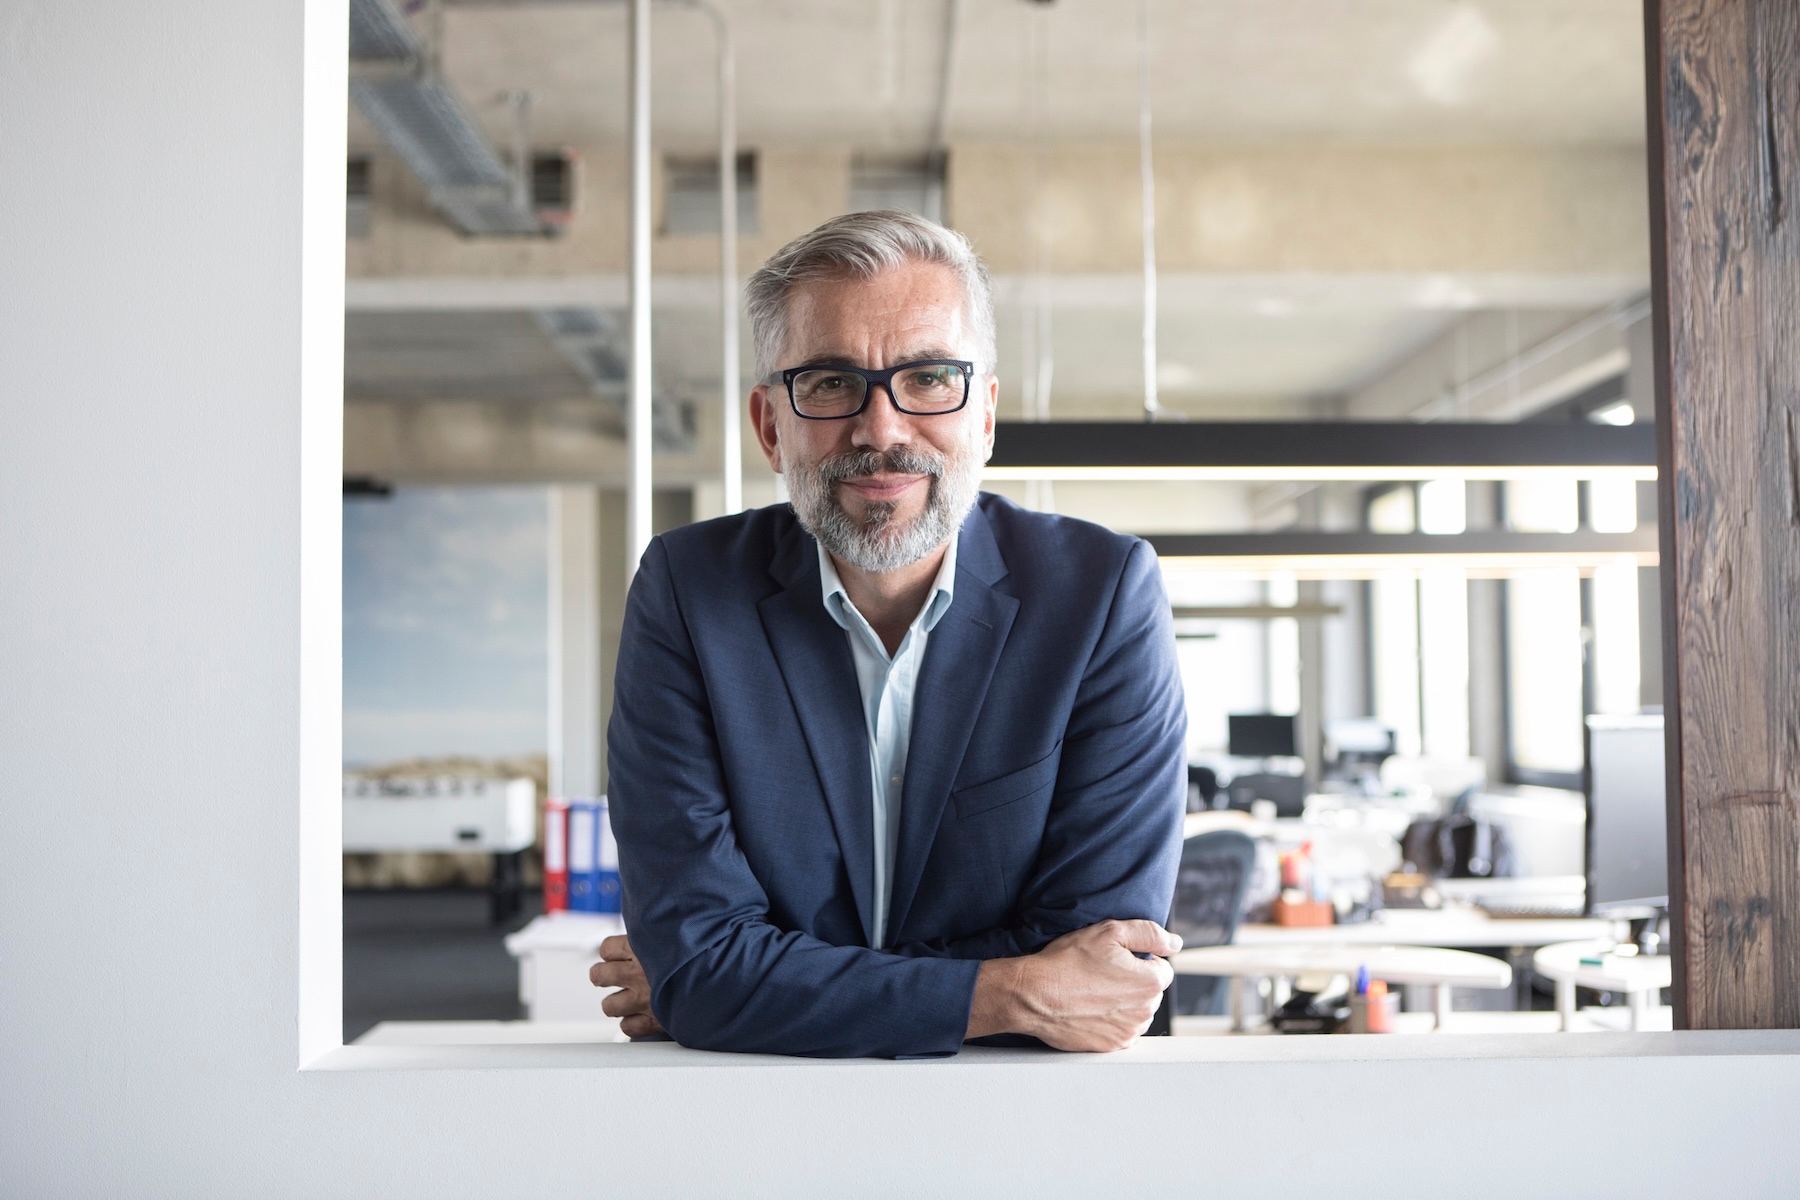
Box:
[815,446,946,486]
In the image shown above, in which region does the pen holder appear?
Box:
[1347,991,1401,1034]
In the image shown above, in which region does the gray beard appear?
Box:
[787,443,980,573]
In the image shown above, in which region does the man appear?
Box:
[593,210,1186,1058]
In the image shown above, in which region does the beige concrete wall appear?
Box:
[348,139,1650,281]
[951,142,1650,276]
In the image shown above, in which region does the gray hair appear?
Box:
[744,209,997,381]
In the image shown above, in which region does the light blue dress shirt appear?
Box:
[818,533,959,949]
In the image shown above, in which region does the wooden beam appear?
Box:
[1647,0,1800,1029]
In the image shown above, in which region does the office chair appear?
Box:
[1224,771,1308,818]
[1157,829,1258,1023]
[1186,765,1220,812]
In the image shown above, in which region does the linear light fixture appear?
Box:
[1148,529,1656,579]
[982,421,1657,483]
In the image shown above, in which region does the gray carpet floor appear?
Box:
[343,889,541,1042]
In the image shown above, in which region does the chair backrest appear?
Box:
[1166,829,1257,948]
[1186,765,1220,811]
[1224,772,1308,817]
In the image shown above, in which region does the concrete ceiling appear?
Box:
[361,0,1646,152]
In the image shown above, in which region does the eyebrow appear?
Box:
[800,346,963,366]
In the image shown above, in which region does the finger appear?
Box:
[620,1013,665,1039]
[1110,919,1183,958]
[598,934,635,961]
[600,989,648,1018]
[1146,954,1175,992]
[589,960,646,989]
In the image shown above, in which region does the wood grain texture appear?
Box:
[1647,0,1800,1029]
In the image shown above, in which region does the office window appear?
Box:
[1165,570,1268,758]
[1506,566,1585,774]
[1417,478,1466,534]
[663,151,757,236]
[1366,486,1425,758]
[1588,476,1639,533]
[1506,477,1579,533]
[849,152,946,224]
[1372,571,1423,758]
[1267,572,1300,716]
[1367,485,1416,534]
[1502,478,1591,779]
[1591,560,1641,715]
[531,151,574,229]
[1419,566,1471,759]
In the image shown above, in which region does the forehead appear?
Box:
[780,261,972,364]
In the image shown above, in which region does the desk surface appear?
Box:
[1175,943,1512,988]
[1234,907,1619,949]
[1534,939,1673,994]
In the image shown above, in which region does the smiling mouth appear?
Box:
[838,474,927,502]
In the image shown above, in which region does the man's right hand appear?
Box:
[589,934,667,1039]
[967,920,1181,1052]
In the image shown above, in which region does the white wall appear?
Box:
[3,3,1800,1196]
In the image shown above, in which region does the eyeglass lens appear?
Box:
[791,363,969,418]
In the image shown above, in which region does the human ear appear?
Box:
[750,384,784,474]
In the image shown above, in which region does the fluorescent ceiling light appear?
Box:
[1159,551,1653,581]
[984,422,1657,483]
[982,465,1655,483]
[1146,530,1653,579]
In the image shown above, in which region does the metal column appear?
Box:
[625,0,653,580]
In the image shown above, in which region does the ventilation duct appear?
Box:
[348,0,546,237]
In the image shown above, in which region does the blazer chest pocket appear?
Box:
[952,744,1061,818]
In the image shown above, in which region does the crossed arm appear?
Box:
[602,537,1187,1057]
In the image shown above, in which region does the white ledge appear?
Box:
[306,1028,1800,1072]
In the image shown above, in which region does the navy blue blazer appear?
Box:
[607,492,1186,1057]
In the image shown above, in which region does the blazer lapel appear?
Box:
[756,523,878,947]
[885,505,1019,942]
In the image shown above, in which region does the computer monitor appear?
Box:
[1584,714,1669,913]
[1324,718,1396,760]
[1228,713,1298,759]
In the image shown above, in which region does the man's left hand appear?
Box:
[589,934,666,1038]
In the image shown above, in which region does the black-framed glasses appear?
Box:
[777,359,976,420]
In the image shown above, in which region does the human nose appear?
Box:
[848,376,912,449]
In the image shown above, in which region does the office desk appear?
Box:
[1175,943,1511,1031]
[1534,940,1672,1032]
[1234,908,1620,949]
[503,912,626,1021]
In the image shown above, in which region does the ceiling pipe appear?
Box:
[439,0,742,516]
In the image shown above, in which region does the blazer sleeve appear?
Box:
[607,537,981,1058]
[887,537,1187,962]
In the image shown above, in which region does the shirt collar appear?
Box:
[818,531,959,638]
